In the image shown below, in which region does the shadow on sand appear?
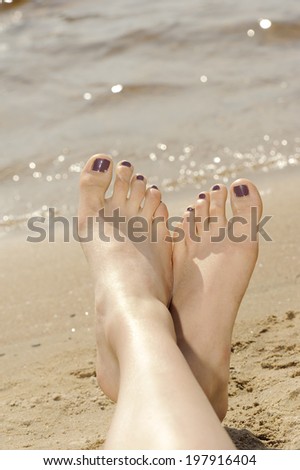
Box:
[226,428,270,450]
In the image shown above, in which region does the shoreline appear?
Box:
[0,166,299,449]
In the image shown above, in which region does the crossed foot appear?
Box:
[78,154,262,422]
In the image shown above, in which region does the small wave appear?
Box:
[265,20,300,42]
[76,82,184,109]
[0,0,29,11]
[102,22,188,58]
[223,19,300,43]
[158,144,300,192]
[63,13,106,23]
[1,140,299,230]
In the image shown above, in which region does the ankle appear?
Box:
[96,295,176,357]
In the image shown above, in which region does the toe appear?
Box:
[195,192,210,235]
[79,154,113,217]
[127,174,147,214]
[171,220,185,246]
[140,185,161,221]
[230,178,263,221]
[111,160,134,206]
[152,202,170,242]
[209,184,228,225]
[182,206,196,244]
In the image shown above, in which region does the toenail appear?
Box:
[187,207,194,211]
[121,161,131,167]
[212,185,220,191]
[151,185,159,190]
[198,193,206,199]
[234,184,249,197]
[92,158,110,173]
[136,175,144,181]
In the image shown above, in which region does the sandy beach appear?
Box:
[0,166,299,450]
[1,0,300,452]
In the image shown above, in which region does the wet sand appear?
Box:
[0,167,299,450]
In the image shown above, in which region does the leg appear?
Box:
[105,299,234,449]
[171,180,263,421]
[78,154,234,449]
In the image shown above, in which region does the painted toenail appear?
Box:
[136,175,144,181]
[92,158,110,173]
[151,185,159,189]
[121,161,131,167]
[187,207,194,211]
[212,185,220,191]
[198,193,206,199]
[234,184,249,197]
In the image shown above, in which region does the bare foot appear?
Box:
[78,154,173,401]
[171,179,263,421]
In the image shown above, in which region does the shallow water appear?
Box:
[1,0,300,229]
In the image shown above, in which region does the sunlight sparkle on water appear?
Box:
[259,19,272,29]
[157,143,167,151]
[247,29,255,37]
[83,92,92,101]
[111,84,123,94]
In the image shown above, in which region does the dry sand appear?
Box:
[0,167,299,450]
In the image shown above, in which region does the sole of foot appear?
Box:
[171,179,263,421]
[78,154,173,401]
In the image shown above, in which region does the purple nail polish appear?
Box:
[121,161,131,167]
[234,185,249,197]
[136,175,144,181]
[92,158,110,173]
[187,207,194,211]
[212,185,220,191]
[198,193,206,199]
[151,185,159,189]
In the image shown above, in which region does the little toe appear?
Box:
[111,160,134,206]
[79,154,113,217]
[230,179,263,221]
[209,184,228,225]
[141,185,161,221]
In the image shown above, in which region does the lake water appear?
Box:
[1,0,300,230]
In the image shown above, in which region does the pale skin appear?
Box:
[78,154,263,449]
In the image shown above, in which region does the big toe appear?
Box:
[79,154,113,221]
[230,178,263,221]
